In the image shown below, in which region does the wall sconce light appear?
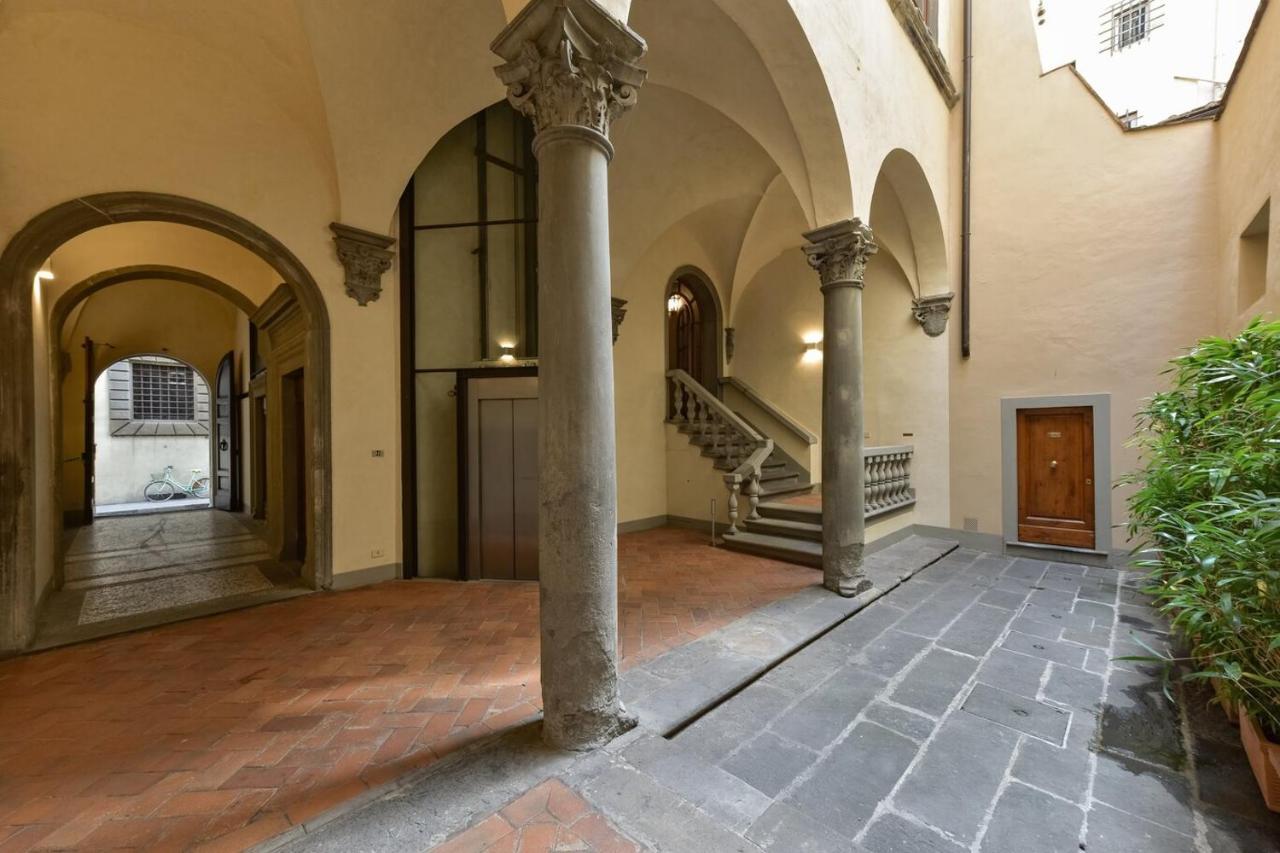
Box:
[498,342,516,364]
[666,293,685,314]
[33,268,54,288]
[801,332,823,363]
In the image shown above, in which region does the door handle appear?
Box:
[1049,460,1057,469]
[220,438,230,451]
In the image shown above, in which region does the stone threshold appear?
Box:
[622,535,959,735]
[267,534,958,852]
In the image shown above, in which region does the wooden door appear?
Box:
[213,351,237,511]
[1017,407,1095,549]
[82,338,95,524]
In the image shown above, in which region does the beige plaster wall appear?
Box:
[3,0,963,597]
[57,281,241,513]
[1214,6,1280,331]
[953,0,1220,546]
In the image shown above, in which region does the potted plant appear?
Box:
[1123,318,1280,811]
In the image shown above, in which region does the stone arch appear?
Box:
[0,192,331,650]
[869,148,949,298]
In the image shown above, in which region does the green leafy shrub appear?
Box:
[1124,317,1280,737]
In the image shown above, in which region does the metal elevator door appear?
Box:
[467,376,538,580]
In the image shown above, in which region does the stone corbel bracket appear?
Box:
[913,292,955,337]
[330,223,395,307]
[611,297,628,344]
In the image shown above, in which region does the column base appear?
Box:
[542,705,638,752]
[824,574,874,598]
[823,542,872,598]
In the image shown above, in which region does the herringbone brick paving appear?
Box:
[0,527,814,851]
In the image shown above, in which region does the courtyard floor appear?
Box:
[293,549,1280,853]
[0,527,815,851]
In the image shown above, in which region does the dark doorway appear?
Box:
[1016,406,1095,549]
[281,368,307,562]
[213,351,238,511]
[250,393,267,520]
[665,269,722,410]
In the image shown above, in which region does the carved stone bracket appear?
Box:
[912,292,955,337]
[802,219,878,290]
[492,0,647,144]
[724,327,736,364]
[611,296,628,344]
[330,223,395,307]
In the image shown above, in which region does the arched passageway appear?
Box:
[665,266,723,390]
[0,194,332,651]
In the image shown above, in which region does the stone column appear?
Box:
[493,0,646,751]
[803,220,878,597]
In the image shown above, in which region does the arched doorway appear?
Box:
[665,267,722,391]
[0,193,331,651]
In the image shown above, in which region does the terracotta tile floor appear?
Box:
[431,779,639,853]
[0,527,814,852]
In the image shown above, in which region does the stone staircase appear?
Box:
[675,417,811,500]
[667,369,916,570]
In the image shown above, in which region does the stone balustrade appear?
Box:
[865,444,915,518]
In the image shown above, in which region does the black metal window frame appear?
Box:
[130,360,196,421]
[408,104,540,362]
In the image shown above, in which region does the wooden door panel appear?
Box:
[1017,407,1095,549]
[213,351,237,511]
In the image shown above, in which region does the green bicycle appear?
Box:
[144,465,211,502]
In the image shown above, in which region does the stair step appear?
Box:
[760,470,799,484]
[743,516,822,542]
[756,501,821,523]
[720,530,822,568]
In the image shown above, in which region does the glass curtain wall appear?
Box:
[403,101,539,578]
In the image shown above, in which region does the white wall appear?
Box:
[92,369,211,506]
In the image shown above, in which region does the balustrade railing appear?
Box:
[864,444,915,518]
[667,369,773,535]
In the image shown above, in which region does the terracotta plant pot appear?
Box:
[1238,708,1280,812]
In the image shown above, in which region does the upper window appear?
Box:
[131,360,196,421]
[1104,1,1160,53]
[913,0,939,35]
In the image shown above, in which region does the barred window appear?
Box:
[131,361,196,421]
[1102,1,1160,53]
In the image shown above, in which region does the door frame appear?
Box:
[1000,394,1111,555]
[213,350,239,512]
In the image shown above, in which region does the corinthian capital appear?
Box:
[492,0,647,142]
[802,219,878,290]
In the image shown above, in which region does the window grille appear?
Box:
[1101,1,1162,54]
[131,361,196,421]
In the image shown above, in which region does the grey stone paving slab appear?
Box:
[1000,630,1088,668]
[854,629,932,678]
[1202,804,1280,853]
[860,812,966,853]
[936,604,1014,657]
[1001,558,1048,581]
[770,668,882,750]
[978,781,1083,853]
[675,682,795,764]
[786,721,919,839]
[863,701,938,742]
[1010,711,1094,804]
[1085,801,1196,853]
[1092,752,1196,836]
[960,683,1071,744]
[974,648,1049,700]
[581,764,762,853]
[1098,666,1186,770]
[894,598,965,638]
[890,648,980,717]
[823,601,905,651]
[1020,601,1096,633]
[746,801,856,853]
[894,713,1019,844]
[1007,614,1063,641]
[622,735,772,832]
[976,588,1027,611]
[1042,661,1105,711]
[721,731,818,798]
